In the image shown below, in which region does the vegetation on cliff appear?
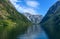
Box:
[0,0,31,39]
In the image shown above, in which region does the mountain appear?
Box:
[0,0,31,39]
[40,1,60,39]
[24,13,43,24]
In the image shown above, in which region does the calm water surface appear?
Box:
[17,24,48,39]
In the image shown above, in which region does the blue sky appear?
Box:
[10,0,57,16]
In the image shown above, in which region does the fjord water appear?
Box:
[17,24,48,39]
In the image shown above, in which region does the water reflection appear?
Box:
[17,24,48,39]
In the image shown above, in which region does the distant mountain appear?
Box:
[0,0,31,39]
[40,1,60,39]
[24,13,43,24]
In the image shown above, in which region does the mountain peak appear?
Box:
[24,13,43,24]
[45,1,60,16]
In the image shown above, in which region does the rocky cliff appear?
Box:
[41,1,60,39]
[24,13,43,24]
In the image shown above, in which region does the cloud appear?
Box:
[10,0,22,6]
[10,0,22,3]
[10,0,18,2]
[16,6,38,15]
[10,0,39,15]
[26,1,39,8]
[10,0,17,6]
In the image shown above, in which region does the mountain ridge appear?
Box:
[40,1,60,39]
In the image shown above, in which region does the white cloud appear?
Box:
[23,8,37,15]
[10,0,21,3]
[17,6,38,15]
[26,1,39,8]
[10,0,22,6]
[10,0,39,15]
[10,0,17,6]
[10,0,18,2]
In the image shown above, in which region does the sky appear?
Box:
[10,0,58,16]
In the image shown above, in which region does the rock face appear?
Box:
[24,13,43,24]
[40,1,60,39]
[0,0,31,39]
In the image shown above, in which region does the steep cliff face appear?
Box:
[0,0,31,39]
[24,13,43,24]
[41,1,60,39]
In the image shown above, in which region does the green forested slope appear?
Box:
[0,0,31,39]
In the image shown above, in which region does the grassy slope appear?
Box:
[0,0,31,39]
